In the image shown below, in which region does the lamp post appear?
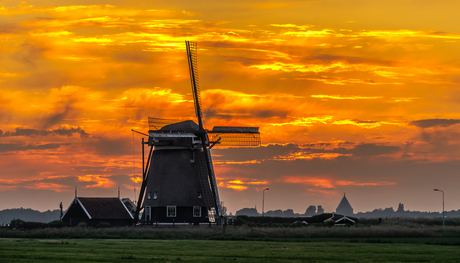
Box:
[434,189,445,227]
[262,187,269,217]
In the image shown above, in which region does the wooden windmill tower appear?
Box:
[134,41,261,224]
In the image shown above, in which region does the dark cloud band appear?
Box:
[409,119,460,128]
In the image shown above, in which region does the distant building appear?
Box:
[336,193,354,216]
[62,197,134,227]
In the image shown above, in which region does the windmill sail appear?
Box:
[195,148,220,221]
[186,41,203,129]
[185,41,221,218]
[209,126,261,147]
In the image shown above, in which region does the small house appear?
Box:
[61,197,134,227]
[324,213,356,226]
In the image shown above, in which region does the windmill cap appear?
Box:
[160,120,199,131]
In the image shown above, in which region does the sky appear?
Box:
[1,0,460,215]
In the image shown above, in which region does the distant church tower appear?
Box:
[336,193,353,216]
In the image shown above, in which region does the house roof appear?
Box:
[63,197,134,220]
[122,198,136,214]
[323,214,356,223]
[335,216,355,224]
[336,193,353,212]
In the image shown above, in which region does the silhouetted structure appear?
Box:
[336,193,354,216]
[61,197,133,227]
[135,41,261,225]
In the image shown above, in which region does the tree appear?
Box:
[283,209,295,217]
[235,208,259,216]
[316,205,325,214]
[305,205,316,216]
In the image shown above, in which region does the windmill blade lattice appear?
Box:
[209,126,261,147]
[148,117,188,131]
[186,41,204,128]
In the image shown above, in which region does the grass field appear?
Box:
[3,224,460,239]
[1,238,460,262]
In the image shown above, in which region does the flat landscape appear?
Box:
[1,238,460,262]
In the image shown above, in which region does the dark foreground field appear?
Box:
[1,238,460,262]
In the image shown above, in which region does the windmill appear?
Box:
[134,41,261,224]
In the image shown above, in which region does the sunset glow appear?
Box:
[1,1,460,215]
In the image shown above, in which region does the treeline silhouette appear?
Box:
[0,208,60,225]
[235,204,460,218]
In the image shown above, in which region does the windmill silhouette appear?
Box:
[134,41,261,224]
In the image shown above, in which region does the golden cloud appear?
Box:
[358,30,460,41]
[77,174,115,188]
[226,185,248,191]
[268,116,333,127]
[275,153,350,161]
[26,182,70,192]
[130,176,143,184]
[311,95,382,100]
[283,176,335,188]
[282,29,344,38]
[336,181,396,186]
[217,177,268,191]
[283,176,396,189]
[248,62,351,73]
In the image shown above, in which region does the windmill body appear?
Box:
[142,120,219,224]
[135,42,260,224]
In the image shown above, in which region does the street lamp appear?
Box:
[262,188,269,217]
[434,189,445,227]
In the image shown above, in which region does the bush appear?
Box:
[9,219,25,229]
[47,220,67,228]
[78,222,88,228]
[9,219,46,229]
[324,219,335,227]
[234,214,359,227]
[96,222,111,228]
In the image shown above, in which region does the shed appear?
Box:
[62,197,134,227]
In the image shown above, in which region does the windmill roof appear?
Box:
[75,197,133,220]
[160,120,199,131]
[336,194,353,211]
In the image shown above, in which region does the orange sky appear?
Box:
[1,0,460,215]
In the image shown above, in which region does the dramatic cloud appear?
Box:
[409,119,460,128]
[1,1,460,214]
[0,143,70,153]
[346,143,401,157]
[0,127,89,138]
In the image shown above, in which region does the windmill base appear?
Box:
[142,206,215,224]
